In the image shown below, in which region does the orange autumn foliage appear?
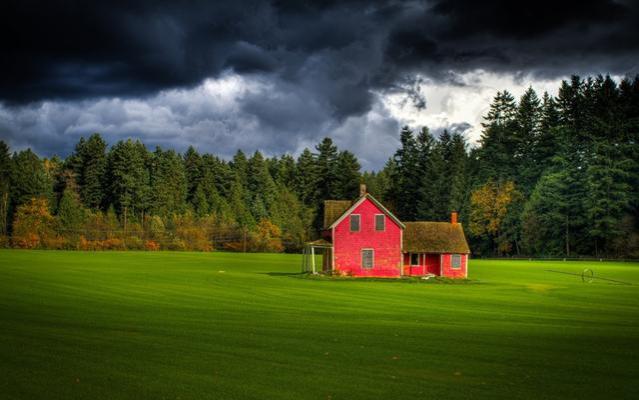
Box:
[11,198,58,249]
[144,240,160,251]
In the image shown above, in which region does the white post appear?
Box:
[311,246,316,274]
[302,246,307,272]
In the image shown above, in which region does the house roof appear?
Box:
[325,194,405,230]
[323,200,353,229]
[305,238,333,247]
[403,222,471,254]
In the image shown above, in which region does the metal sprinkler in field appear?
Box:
[545,269,632,285]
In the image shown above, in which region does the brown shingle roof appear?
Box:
[323,200,352,229]
[403,222,470,254]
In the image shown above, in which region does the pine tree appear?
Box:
[150,148,187,217]
[477,91,518,182]
[447,132,470,220]
[415,127,440,220]
[273,154,297,188]
[0,141,11,235]
[391,126,421,220]
[10,149,52,212]
[313,138,340,231]
[105,139,151,230]
[315,137,339,201]
[515,87,542,194]
[585,140,631,255]
[294,148,318,205]
[228,176,255,230]
[521,171,571,255]
[56,172,86,241]
[536,92,560,169]
[247,151,278,222]
[70,134,107,209]
[334,150,361,199]
[192,184,210,217]
[183,146,203,204]
[230,150,249,187]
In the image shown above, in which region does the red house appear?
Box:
[303,186,470,278]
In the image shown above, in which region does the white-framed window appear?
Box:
[451,254,462,269]
[361,249,374,269]
[410,253,420,266]
[375,214,385,231]
[350,214,360,232]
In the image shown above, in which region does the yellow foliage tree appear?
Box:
[469,180,520,253]
[249,219,284,253]
[11,198,57,249]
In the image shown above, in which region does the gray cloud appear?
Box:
[0,0,637,169]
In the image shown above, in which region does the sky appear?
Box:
[0,0,638,170]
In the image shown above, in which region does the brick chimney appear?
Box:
[451,211,458,224]
[359,183,367,197]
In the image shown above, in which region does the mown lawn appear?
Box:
[0,250,637,399]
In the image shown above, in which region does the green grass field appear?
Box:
[0,250,638,399]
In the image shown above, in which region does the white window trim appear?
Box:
[361,248,374,269]
[451,254,462,269]
[374,214,385,232]
[350,214,361,232]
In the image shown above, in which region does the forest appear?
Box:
[0,75,637,258]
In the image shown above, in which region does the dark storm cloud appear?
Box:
[3,0,637,104]
[0,0,638,168]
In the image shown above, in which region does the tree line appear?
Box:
[0,74,637,257]
[367,74,638,258]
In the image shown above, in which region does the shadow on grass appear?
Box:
[264,271,478,284]
[263,272,307,277]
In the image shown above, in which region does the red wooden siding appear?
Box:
[424,254,441,275]
[333,198,402,277]
[402,253,443,276]
[440,253,467,278]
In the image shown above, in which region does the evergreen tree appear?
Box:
[199,155,230,218]
[521,170,574,255]
[228,176,255,230]
[272,184,311,252]
[247,151,278,222]
[294,148,318,205]
[183,146,203,204]
[447,132,470,220]
[105,139,150,229]
[584,140,632,255]
[536,92,560,169]
[70,134,107,209]
[230,150,249,187]
[0,141,11,235]
[315,137,339,201]
[515,87,542,194]
[334,150,361,199]
[192,184,210,217]
[415,127,440,220]
[391,126,421,220]
[273,154,297,188]
[150,148,187,217]
[56,172,86,242]
[10,149,52,211]
[477,91,518,181]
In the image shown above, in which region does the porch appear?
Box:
[403,252,441,276]
[301,239,333,274]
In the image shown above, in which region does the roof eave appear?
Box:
[328,193,405,230]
